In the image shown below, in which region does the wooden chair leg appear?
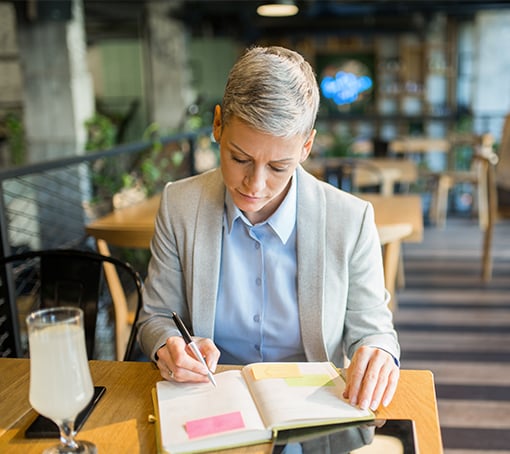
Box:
[482,163,498,282]
[434,175,452,228]
[96,239,132,360]
[477,175,489,231]
[482,225,493,282]
[383,240,403,311]
[396,249,406,290]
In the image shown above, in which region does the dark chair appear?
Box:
[0,248,143,361]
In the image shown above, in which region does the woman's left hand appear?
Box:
[342,345,400,411]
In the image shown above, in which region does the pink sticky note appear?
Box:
[185,411,245,439]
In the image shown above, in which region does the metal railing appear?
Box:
[0,127,214,358]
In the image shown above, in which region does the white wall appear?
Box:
[472,11,510,139]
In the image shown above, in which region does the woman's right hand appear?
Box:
[156,336,220,383]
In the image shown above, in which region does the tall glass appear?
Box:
[26,307,96,453]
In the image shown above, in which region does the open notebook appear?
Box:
[152,361,374,454]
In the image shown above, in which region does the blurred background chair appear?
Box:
[429,133,498,229]
[0,248,143,361]
[428,133,499,281]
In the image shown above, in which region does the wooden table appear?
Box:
[358,194,423,243]
[86,195,161,249]
[358,194,422,309]
[366,157,419,187]
[86,193,423,311]
[0,359,442,453]
[389,137,451,155]
[86,193,423,248]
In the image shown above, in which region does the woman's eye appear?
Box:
[270,166,287,172]
[232,156,248,164]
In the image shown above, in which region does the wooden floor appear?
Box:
[394,215,510,454]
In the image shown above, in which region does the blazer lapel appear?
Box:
[296,167,329,361]
[190,167,328,357]
[191,170,225,339]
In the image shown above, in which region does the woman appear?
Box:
[137,45,400,412]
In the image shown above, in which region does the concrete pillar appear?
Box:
[0,3,23,167]
[144,1,195,132]
[13,0,94,248]
[16,0,94,162]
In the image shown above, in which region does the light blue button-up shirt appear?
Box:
[214,175,306,365]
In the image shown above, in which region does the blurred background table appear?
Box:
[389,137,451,156]
[86,195,160,248]
[304,157,418,195]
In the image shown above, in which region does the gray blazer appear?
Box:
[137,166,400,366]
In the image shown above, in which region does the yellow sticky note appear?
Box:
[250,363,302,380]
[285,374,335,387]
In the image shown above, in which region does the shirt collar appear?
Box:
[224,173,297,244]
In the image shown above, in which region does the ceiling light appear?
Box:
[256,1,299,17]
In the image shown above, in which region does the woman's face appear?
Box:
[213,106,315,225]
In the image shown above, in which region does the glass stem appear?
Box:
[59,420,80,451]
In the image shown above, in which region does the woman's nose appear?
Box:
[244,166,266,193]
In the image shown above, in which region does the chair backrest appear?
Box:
[0,249,143,361]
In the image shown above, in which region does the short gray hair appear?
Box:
[221,46,320,138]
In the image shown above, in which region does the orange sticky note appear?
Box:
[185,411,245,439]
[250,363,302,380]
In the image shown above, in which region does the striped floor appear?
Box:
[394,216,510,454]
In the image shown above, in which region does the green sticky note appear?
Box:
[285,374,335,387]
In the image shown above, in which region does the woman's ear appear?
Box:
[213,105,222,142]
[300,129,317,163]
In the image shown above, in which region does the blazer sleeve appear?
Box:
[136,169,225,361]
[136,182,189,360]
[341,200,400,362]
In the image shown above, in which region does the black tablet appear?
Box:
[271,419,418,454]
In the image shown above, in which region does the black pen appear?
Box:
[172,312,217,387]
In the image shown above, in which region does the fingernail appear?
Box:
[383,398,391,407]
[360,399,369,410]
[370,400,379,410]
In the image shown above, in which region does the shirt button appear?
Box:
[254,344,260,351]
[255,243,260,250]
[253,314,260,323]
[255,277,262,286]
